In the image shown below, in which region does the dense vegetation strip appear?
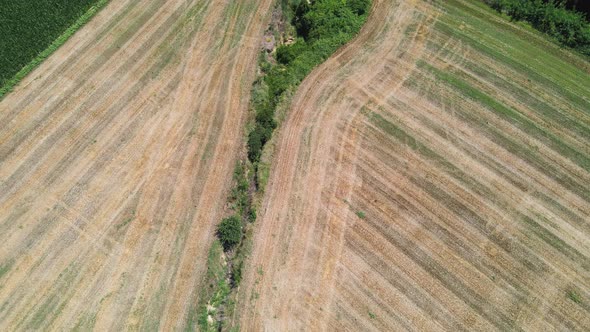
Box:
[0,0,107,99]
[484,0,590,56]
[247,0,371,168]
[199,0,371,330]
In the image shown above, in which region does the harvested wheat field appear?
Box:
[0,0,273,329]
[238,0,590,330]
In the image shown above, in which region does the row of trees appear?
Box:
[485,0,590,56]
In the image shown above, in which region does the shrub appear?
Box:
[217,216,242,250]
[248,206,257,222]
[349,0,370,15]
[248,125,266,163]
[276,40,307,65]
[233,260,243,285]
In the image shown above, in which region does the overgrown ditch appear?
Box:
[196,0,372,330]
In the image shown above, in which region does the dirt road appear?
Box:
[0,0,272,329]
[238,0,590,330]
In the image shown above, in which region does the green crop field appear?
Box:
[0,0,104,88]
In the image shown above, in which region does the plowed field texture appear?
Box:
[238,0,590,331]
[0,0,273,330]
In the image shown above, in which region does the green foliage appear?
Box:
[0,259,14,279]
[229,162,256,224]
[296,0,367,41]
[276,40,307,65]
[485,0,590,56]
[247,0,371,167]
[198,277,230,332]
[356,211,366,219]
[248,124,269,163]
[230,163,250,214]
[0,0,104,89]
[221,5,371,326]
[567,289,582,304]
[258,52,272,74]
[248,206,257,222]
[233,260,243,285]
[205,240,225,285]
[349,0,370,16]
[217,216,243,250]
[203,164,253,328]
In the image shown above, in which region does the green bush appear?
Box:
[248,125,268,162]
[217,216,242,250]
[349,0,370,15]
[248,206,257,223]
[230,163,250,213]
[233,260,243,285]
[276,41,307,65]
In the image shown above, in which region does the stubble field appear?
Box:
[237,0,590,330]
[0,0,272,330]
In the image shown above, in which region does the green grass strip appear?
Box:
[0,0,110,101]
[418,60,590,173]
[434,2,590,112]
[0,259,14,280]
[195,239,230,332]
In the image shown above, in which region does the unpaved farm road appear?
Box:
[0,0,272,330]
[238,0,590,330]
